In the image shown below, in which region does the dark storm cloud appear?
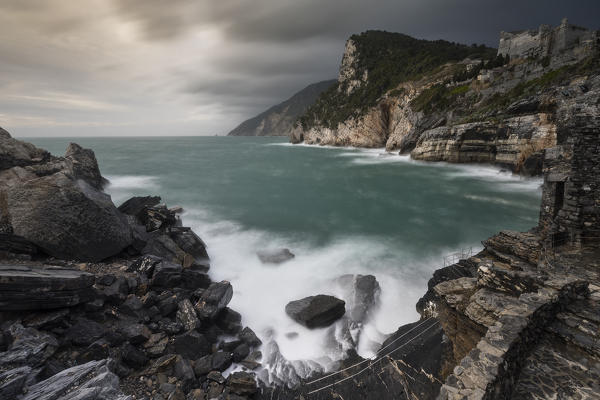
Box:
[1,0,599,136]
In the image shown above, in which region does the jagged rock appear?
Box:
[168,227,209,268]
[227,371,257,395]
[151,260,183,288]
[121,343,148,368]
[22,309,70,330]
[118,196,161,221]
[127,255,162,277]
[285,295,346,328]
[194,281,233,320]
[120,295,144,316]
[181,269,211,290]
[64,142,108,190]
[77,339,111,363]
[256,248,295,264]
[121,324,151,345]
[0,324,57,369]
[0,366,31,398]
[142,233,187,266]
[215,308,242,334]
[238,327,262,347]
[0,128,50,170]
[172,331,210,360]
[0,265,95,310]
[21,359,130,400]
[232,343,250,363]
[173,355,195,389]
[177,299,200,331]
[66,318,106,347]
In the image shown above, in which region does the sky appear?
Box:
[1,1,598,137]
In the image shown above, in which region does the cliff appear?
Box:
[227,80,335,136]
[292,20,600,175]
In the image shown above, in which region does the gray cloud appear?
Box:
[0,0,598,136]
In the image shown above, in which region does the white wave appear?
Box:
[181,207,480,382]
[464,194,533,208]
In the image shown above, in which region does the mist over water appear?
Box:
[29,136,542,379]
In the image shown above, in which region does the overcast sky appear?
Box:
[2,0,598,137]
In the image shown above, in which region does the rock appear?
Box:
[168,227,209,268]
[207,370,226,384]
[173,356,195,387]
[193,355,212,376]
[143,205,179,232]
[142,233,187,266]
[127,255,163,277]
[120,295,144,316]
[77,339,111,363]
[336,274,380,323]
[21,359,130,400]
[227,371,257,395]
[0,265,95,310]
[211,351,233,372]
[172,331,210,360]
[118,196,161,221]
[0,128,50,170]
[122,343,148,368]
[181,269,211,290]
[0,366,31,399]
[238,327,262,347]
[121,324,151,345]
[22,309,69,329]
[102,276,129,304]
[1,170,132,261]
[66,318,106,346]
[257,248,295,264]
[177,299,200,331]
[215,308,242,334]
[0,324,58,368]
[0,233,38,255]
[285,295,346,328]
[194,281,233,320]
[151,260,183,288]
[232,343,250,363]
[64,142,108,190]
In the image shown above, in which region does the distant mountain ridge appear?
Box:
[227,80,336,136]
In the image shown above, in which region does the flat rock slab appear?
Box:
[0,265,95,310]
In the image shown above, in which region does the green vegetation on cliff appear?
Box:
[299,31,496,129]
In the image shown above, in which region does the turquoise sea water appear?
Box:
[28,136,542,365]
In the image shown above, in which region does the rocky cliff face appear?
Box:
[293,22,600,175]
[227,80,335,137]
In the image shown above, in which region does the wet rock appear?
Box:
[215,308,242,334]
[207,370,226,384]
[238,327,262,347]
[173,355,195,387]
[194,281,233,319]
[142,233,187,266]
[0,233,38,255]
[168,227,210,268]
[0,128,50,170]
[257,248,295,264]
[78,339,111,363]
[22,309,69,330]
[21,359,130,400]
[177,299,200,331]
[285,295,346,328]
[158,320,183,335]
[0,265,95,310]
[211,351,233,372]
[172,331,210,360]
[120,295,144,316]
[232,343,250,363]
[102,276,129,304]
[118,196,161,221]
[336,274,380,323]
[181,269,211,290]
[227,371,257,395]
[151,261,183,288]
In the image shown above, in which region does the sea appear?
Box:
[28,136,542,377]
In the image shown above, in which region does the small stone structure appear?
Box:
[498,18,599,63]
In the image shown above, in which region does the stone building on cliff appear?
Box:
[498,18,598,65]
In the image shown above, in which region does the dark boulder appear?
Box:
[239,327,262,347]
[227,371,258,395]
[122,343,148,368]
[232,343,250,363]
[127,254,162,277]
[257,248,295,264]
[0,366,31,399]
[176,299,200,331]
[169,227,209,268]
[215,308,242,334]
[66,318,106,346]
[211,351,233,372]
[194,281,233,320]
[142,232,187,265]
[336,274,380,323]
[285,295,346,329]
[172,331,210,360]
[120,324,151,345]
[118,195,161,221]
[1,172,132,262]
[0,233,38,255]
[151,260,183,288]
[0,324,58,369]
[0,265,95,311]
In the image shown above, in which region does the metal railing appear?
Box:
[443,247,473,267]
